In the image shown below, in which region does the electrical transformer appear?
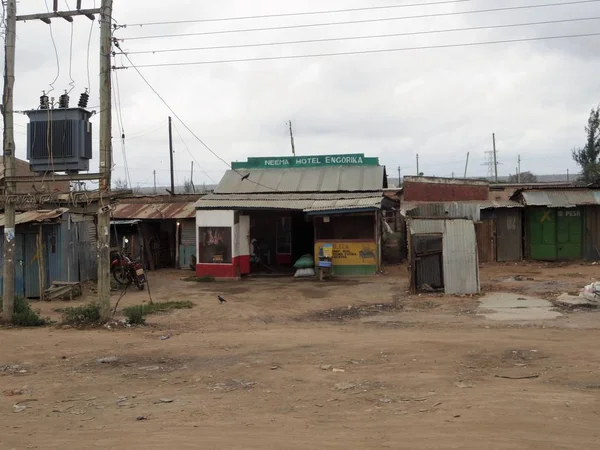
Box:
[26,91,93,173]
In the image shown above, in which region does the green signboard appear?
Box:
[231,153,379,170]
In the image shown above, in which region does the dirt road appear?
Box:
[2,263,600,449]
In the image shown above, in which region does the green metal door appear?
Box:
[556,209,583,260]
[528,208,557,260]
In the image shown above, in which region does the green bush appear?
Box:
[123,305,146,325]
[182,275,215,283]
[122,300,193,324]
[62,303,101,326]
[0,297,47,327]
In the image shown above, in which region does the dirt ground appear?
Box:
[2,262,600,449]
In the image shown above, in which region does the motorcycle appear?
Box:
[111,237,146,291]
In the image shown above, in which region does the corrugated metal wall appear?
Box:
[408,203,480,221]
[584,206,600,260]
[496,209,523,262]
[443,220,479,294]
[180,219,195,246]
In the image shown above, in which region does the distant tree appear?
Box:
[572,106,600,183]
[508,171,537,183]
[183,179,195,194]
[113,178,128,190]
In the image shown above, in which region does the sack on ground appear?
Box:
[293,254,314,269]
[294,268,315,278]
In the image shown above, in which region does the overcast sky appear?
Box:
[4,0,600,188]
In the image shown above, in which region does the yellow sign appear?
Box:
[314,241,377,266]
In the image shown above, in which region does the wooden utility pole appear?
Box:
[2,0,17,321]
[190,161,196,193]
[397,166,401,186]
[288,121,296,156]
[168,116,174,194]
[416,154,420,176]
[97,0,114,321]
[492,133,498,183]
[7,2,103,320]
[517,154,521,183]
[464,152,470,178]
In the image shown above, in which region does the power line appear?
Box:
[86,0,97,90]
[118,32,600,69]
[113,68,132,188]
[172,122,217,184]
[123,0,477,27]
[120,1,600,41]
[124,16,600,56]
[44,0,60,96]
[117,50,277,191]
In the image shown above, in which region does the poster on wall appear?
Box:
[314,242,377,266]
[198,227,232,264]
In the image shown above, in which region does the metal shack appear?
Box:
[111,195,200,270]
[195,154,398,278]
[0,208,96,298]
[512,188,600,261]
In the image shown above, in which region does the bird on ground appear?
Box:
[218,295,227,304]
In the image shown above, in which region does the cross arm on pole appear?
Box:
[16,8,101,23]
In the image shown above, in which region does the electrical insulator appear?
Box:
[40,91,49,109]
[58,91,69,109]
[78,89,89,108]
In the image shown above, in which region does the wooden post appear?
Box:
[168,116,174,194]
[175,221,180,269]
[38,225,46,301]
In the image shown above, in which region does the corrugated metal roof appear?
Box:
[215,166,385,194]
[521,190,600,207]
[196,193,383,211]
[0,208,69,227]
[110,219,141,226]
[112,202,196,219]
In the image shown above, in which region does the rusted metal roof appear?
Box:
[0,207,69,227]
[521,190,600,207]
[402,200,522,217]
[215,166,386,194]
[112,202,196,219]
[196,192,384,211]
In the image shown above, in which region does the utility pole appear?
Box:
[517,154,521,183]
[464,152,470,178]
[397,166,401,187]
[97,0,114,321]
[190,161,196,193]
[288,120,296,156]
[168,116,174,194]
[492,133,498,183]
[416,153,420,176]
[2,0,17,322]
[153,170,157,194]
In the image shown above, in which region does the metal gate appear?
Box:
[496,209,522,262]
[475,220,495,263]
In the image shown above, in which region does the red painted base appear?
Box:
[196,263,236,278]
[238,255,250,275]
[276,253,292,265]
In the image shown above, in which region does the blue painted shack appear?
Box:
[0,208,97,298]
